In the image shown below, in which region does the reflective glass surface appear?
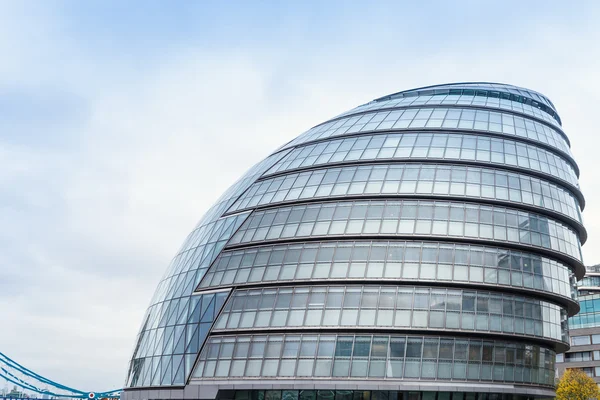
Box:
[571,335,592,346]
[126,149,292,387]
[579,275,600,288]
[569,294,600,329]
[199,241,574,300]
[126,82,583,393]
[567,269,600,329]
[193,334,555,386]
[128,290,229,387]
[126,212,250,387]
[223,390,545,400]
[283,107,572,159]
[214,285,567,342]
[587,265,600,273]
[228,200,582,261]
[564,351,593,361]
[199,241,575,297]
[339,93,562,128]
[268,133,580,192]
[231,164,582,225]
[385,83,557,112]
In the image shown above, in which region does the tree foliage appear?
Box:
[557,369,600,400]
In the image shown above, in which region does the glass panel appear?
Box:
[229,200,582,262]
[214,284,566,342]
[193,333,556,387]
[231,164,582,225]
[281,103,569,161]
[202,241,574,305]
[270,132,579,193]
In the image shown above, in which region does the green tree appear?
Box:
[557,369,600,400]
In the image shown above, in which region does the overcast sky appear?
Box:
[1,0,599,391]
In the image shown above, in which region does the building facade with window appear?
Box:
[556,265,600,382]
[122,83,586,400]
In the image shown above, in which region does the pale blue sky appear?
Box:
[1,0,599,391]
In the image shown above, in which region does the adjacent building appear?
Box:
[556,265,600,383]
[122,83,586,400]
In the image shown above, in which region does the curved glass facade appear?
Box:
[199,241,575,301]
[123,83,585,400]
[227,200,582,261]
[193,334,555,386]
[212,286,567,343]
[230,164,582,226]
[268,133,581,194]
[284,107,572,160]
[339,93,562,128]
[378,83,559,115]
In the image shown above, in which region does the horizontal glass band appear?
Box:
[199,241,574,301]
[225,389,548,400]
[214,285,567,343]
[193,333,555,387]
[579,276,600,287]
[267,133,581,196]
[231,163,582,227]
[365,88,561,126]
[283,107,571,161]
[569,293,600,329]
[380,83,558,114]
[228,200,583,262]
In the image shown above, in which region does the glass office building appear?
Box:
[122,83,586,400]
[556,265,600,383]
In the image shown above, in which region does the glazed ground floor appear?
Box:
[121,382,555,400]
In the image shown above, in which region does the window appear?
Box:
[194,333,556,386]
[571,336,591,346]
[581,367,594,377]
[228,199,582,262]
[213,285,564,341]
[565,352,592,362]
[200,241,573,302]
[272,131,578,192]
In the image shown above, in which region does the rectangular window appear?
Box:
[581,367,594,377]
[566,352,592,362]
[572,336,591,346]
